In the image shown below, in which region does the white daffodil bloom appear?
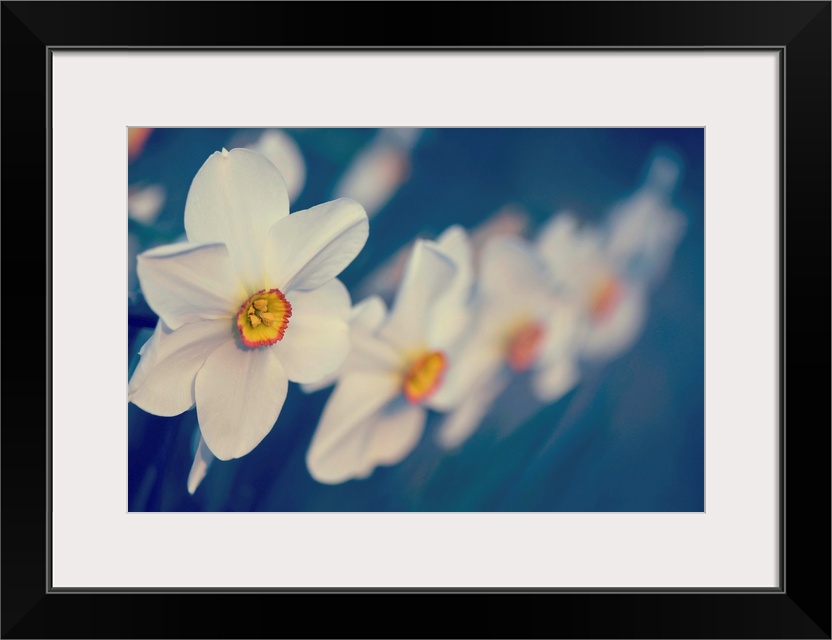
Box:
[300,294,390,395]
[128,148,368,464]
[435,235,582,449]
[536,155,685,366]
[536,212,647,362]
[303,225,474,396]
[305,227,474,484]
[536,188,684,366]
[603,155,687,289]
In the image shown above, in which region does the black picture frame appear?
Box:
[2,2,829,638]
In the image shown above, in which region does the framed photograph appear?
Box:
[4,2,829,638]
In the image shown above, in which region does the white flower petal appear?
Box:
[306,372,402,484]
[265,198,368,292]
[531,359,580,403]
[436,373,510,450]
[297,335,402,396]
[248,130,306,204]
[195,340,288,460]
[340,295,401,375]
[427,226,474,350]
[272,280,351,384]
[350,295,388,334]
[128,320,232,416]
[187,435,215,495]
[300,376,336,395]
[343,296,402,374]
[291,278,352,321]
[536,214,605,291]
[345,331,404,375]
[136,242,245,330]
[536,300,583,366]
[535,211,579,262]
[302,329,404,397]
[480,235,551,307]
[427,323,505,412]
[127,320,165,396]
[300,296,396,394]
[357,399,426,476]
[184,148,290,292]
[379,240,456,350]
[352,242,411,302]
[605,192,686,286]
[582,286,647,361]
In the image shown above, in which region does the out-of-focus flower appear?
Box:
[300,295,388,395]
[354,205,528,303]
[469,205,530,254]
[128,127,153,162]
[333,128,423,218]
[128,148,368,466]
[537,155,685,364]
[305,227,473,484]
[128,183,167,225]
[245,129,306,204]
[436,235,582,449]
[603,154,687,287]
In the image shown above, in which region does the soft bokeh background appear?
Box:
[128,128,704,512]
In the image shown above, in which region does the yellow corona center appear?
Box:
[236,289,292,348]
[590,273,622,321]
[403,351,447,405]
[506,322,545,373]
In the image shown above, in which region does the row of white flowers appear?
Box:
[127,146,685,495]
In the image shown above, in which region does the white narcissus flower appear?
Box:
[435,235,583,449]
[537,156,685,366]
[533,156,685,365]
[305,226,474,484]
[299,294,389,396]
[536,213,647,362]
[603,155,687,288]
[128,148,368,465]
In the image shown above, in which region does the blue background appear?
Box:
[128,127,704,512]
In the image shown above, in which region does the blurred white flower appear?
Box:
[603,154,687,287]
[128,183,166,225]
[536,213,646,362]
[333,128,423,218]
[246,129,306,204]
[128,148,368,467]
[354,204,528,303]
[469,204,530,253]
[536,155,685,366]
[300,294,389,395]
[305,226,473,484]
[436,235,582,449]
